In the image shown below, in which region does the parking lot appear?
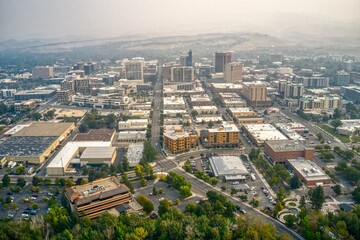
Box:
[0,184,62,221]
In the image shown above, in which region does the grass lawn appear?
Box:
[318,124,351,143]
[351,136,360,143]
[288,202,296,207]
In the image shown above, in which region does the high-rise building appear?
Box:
[214,52,232,73]
[295,75,329,88]
[179,50,192,67]
[224,62,243,83]
[74,78,90,95]
[170,67,194,82]
[125,58,144,81]
[242,82,271,107]
[334,70,350,86]
[32,66,54,79]
[162,63,181,81]
[284,83,304,99]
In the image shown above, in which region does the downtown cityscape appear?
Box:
[0,0,360,239]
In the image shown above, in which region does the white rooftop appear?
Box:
[4,124,30,136]
[243,124,288,143]
[47,141,112,169]
[209,155,248,177]
[288,158,331,182]
[80,147,116,159]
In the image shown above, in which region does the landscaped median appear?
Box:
[317,124,351,143]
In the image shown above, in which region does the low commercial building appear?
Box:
[341,86,360,102]
[14,100,36,112]
[193,106,218,115]
[236,117,264,125]
[242,124,288,146]
[227,108,256,118]
[264,140,314,164]
[117,131,147,144]
[164,126,198,154]
[80,147,117,166]
[0,122,75,164]
[118,119,148,131]
[190,94,212,106]
[287,158,331,187]
[218,92,242,101]
[64,177,131,219]
[200,121,240,148]
[223,98,247,108]
[73,129,115,142]
[195,116,223,124]
[337,119,360,136]
[128,110,150,118]
[211,83,242,94]
[46,141,112,176]
[163,96,186,110]
[14,89,56,101]
[162,109,187,117]
[209,155,248,181]
[72,94,130,109]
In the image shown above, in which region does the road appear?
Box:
[173,168,305,240]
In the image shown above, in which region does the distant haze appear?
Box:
[1,0,359,41]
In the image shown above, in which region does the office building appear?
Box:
[118,119,148,131]
[125,59,144,81]
[299,95,342,113]
[264,140,314,164]
[32,66,54,79]
[162,63,181,81]
[64,177,131,219]
[334,71,350,86]
[170,67,194,82]
[287,158,331,187]
[164,126,198,154]
[214,52,232,73]
[295,75,329,88]
[72,94,129,109]
[284,83,304,99]
[53,65,71,76]
[179,50,192,67]
[57,90,73,103]
[200,121,240,148]
[14,89,56,101]
[0,89,16,99]
[74,78,90,95]
[341,86,360,102]
[224,62,243,83]
[190,94,212,106]
[242,82,271,107]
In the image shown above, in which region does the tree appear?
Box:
[136,195,154,214]
[78,124,88,133]
[310,186,325,210]
[32,176,40,186]
[343,150,354,161]
[122,156,130,171]
[17,177,26,188]
[152,187,158,196]
[183,160,192,173]
[32,203,39,209]
[290,175,302,189]
[333,184,341,195]
[333,108,342,119]
[331,119,343,130]
[191,110,198,118]
[31,112,42,121]
[59,178,66,187]
[140,177,147,187]
[263,109,268,115]
[2,174,10,187]
[14,166,26,175]
[352,187,360,203]
[122,174,134,193]
[284,215,297,227]
[179,186,192,198]
[208,121,214,128]
[11,203,18,210]
[231,188,237,196]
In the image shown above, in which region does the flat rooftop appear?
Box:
[265,140,310,152]
[219,92,241,98]
[64,176,129,207]
[288,158,331,182]
[243,124,288,142]
[4,124,30,136]
[228,107,255,113]
[208,121,239,132]
[209,155,248,177]
[212,83,242,89]
[15,89,56,95]
[80,147,116,159]
[117,131,146,140]
[193,106,218,111]
[73,129,115,142]
[14,122,74,137]
[0,136,57,157]
[127,143,144,167]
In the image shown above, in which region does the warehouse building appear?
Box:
[287,158,331,187]
[73,129,115,142]
[0,122,75,164]
[209,155,249,181]
[14,89,56,101]
[80,147,116,166]
[46,141,112,176]
[64,176,131,219]
[264,140,314,164]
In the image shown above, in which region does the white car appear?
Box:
[158,197,165,202]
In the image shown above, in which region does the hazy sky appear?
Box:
[0,0,359,41]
